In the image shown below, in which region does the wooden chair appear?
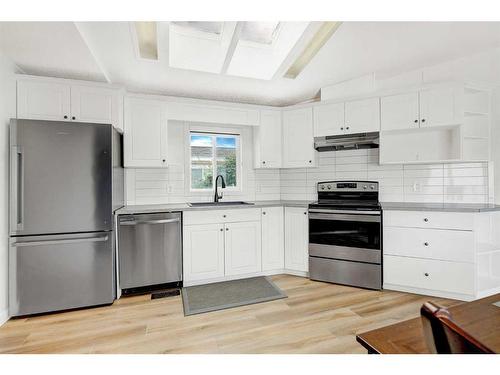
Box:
[420,301,494,354]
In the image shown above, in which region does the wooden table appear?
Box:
[356,294,500,354]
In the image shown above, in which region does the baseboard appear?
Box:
[0,308,9,327]
[183,269,309,288]
[383,283,474,302]
[476,285,500,299]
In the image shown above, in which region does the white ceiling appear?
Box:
[1,21,500,106]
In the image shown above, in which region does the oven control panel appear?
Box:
[317,181,378,192]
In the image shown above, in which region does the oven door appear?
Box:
[308,210,381,264]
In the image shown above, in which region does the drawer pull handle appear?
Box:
[423,218,429,222]
[424,242,429,247]
[424,272,429,277]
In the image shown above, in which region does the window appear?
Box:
[190,132,240,191]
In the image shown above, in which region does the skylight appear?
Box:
[171,22,223,35]
[240,22,281,44]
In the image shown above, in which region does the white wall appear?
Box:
[281,149,491,203]
[0,50,17,325]
[125,121,281,205]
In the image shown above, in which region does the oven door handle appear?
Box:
[308,212,381,223]
[308,209,380,215]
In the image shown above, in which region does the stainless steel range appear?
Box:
[308,181,382,290]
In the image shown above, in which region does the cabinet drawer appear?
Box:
[183,208,261,225]
[384,255,474,295]
[383,210,473,230]
[384,227,474,263]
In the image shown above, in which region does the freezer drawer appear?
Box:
[118,212,182,289]
[9,232,114,316]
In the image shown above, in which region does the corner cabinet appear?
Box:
[254,109,282,168]
[282,107,317,168]
[123,96,168,168]
[284,207,309,273]
[17,77,123,131]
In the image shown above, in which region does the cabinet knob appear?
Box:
[304,212,307,215]
[162,159,166,163]
[421,119,426,123]
[423,218,429,222]
[226,228,229,231]
[424,272,429,277]
[424,242,429,247]
[262,161,266,164]
[64,115,68,119]
[220,228,223,232]
[414,119,418,123]
[340,127,344,130]
[308,160,312,163]
[262,212,266,215]
[223,215,226,218]
[346,126,350,130]
[72,116,76,120]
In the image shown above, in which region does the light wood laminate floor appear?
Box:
[0,275,458,354]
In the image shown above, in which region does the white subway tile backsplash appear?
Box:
[279,149,490,204]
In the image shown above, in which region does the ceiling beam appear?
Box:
[220,21,244,75]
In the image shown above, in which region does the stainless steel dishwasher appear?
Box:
[118,212,182,292]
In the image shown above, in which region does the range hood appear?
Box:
[314,132,379,152]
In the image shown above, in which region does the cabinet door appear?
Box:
[344,97,380,134]
[284,207,308,272]
[254,110,282,168]
[183,224,225,282]
[225,221,262,276]
[380,92,419,131]
[124,97,168,168]
[70,85,120,127]
[17,80,71,121]
[282,108,316,168]
[419,87,456,128]
[313,102,345,136]
[261,207,285,271]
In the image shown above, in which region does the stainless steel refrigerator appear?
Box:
[9,119,124,316]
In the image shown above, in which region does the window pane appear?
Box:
[191,134,213,189]
[216,136,237,187]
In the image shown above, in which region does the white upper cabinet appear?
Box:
[344,97,380,134]
[282,107,316,168]
[419,87,456,128]
[254,110,282,168]
[124,96,168,168]
[381,87,457,131]
[313,102,345,136]
[261,207,285,271]
[17,77,123,130]
[17,80,71,121]
[70,85,120,126]
[381,92,419,131]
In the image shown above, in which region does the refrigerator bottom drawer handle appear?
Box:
[13,235,109,247]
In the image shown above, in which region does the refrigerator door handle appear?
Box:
[12,235,109,247]
[10,146,24,231]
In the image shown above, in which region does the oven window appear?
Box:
[309,215,380,250]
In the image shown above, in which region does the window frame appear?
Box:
[188,130,242,193]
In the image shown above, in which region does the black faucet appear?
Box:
[214,175,226,202]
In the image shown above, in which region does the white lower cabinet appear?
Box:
[383,209,500,301]
[183,223,225,282]
[225,221,262,276]
[284,207,309,273]
[183,208,263,284]
[261,207,285,271]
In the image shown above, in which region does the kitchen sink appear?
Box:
[188,201,255,207]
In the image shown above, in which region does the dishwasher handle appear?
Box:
[120,218,180,226]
